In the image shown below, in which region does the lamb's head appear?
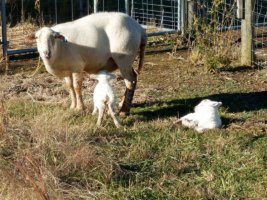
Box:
[194,99,222,112]
[32,27,66,60]
[93,70,116,82]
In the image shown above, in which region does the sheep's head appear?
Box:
[194,99,222,112]
[31,27,66,59]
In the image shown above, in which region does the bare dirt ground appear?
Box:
[1,50,267,118]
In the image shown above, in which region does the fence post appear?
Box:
[79,0,83,17]
[1,0,8,71]
[125,0,129,15]
[71,0,74,20]
[54,0,58,24]
[178,0,186,35]
[187,0,194,32]
[241,0,254,66]
[183,0,188,33]
[94,0,98,13]
[21,0,24,22]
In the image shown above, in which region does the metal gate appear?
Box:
[0,0,182,64]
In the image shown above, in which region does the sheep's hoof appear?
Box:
[70,104,76,109]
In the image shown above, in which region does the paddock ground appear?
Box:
[0,51,267,199]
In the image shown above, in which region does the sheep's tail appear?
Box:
[135,33,147,75]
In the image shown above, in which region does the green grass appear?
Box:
[1,52,267,199]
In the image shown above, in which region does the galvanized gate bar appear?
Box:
[1,0,8,69]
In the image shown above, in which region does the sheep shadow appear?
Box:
[132,91,267,123]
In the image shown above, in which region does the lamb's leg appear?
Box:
[108,102,120,128]
[92,106,97,115]
[64,76,76,109]
[97,105,105,126]
[119,68,137,115]
[72,72,85,110]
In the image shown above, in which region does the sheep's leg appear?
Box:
[97,105,105,126]
[65,76,76,109]
[108,102,120,128]
[119,68,137,115]
[72,72,85,110]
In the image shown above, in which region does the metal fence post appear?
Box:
[183,0,188,34]
[131,0,134,17]
[71,0,74,20]
[54,0,58,24]
[241,0,254,66]
[94,0,98,13]
[1,0,8,71]
[21,0,24,22]
[79,0,83,17]
[125,0,129,15]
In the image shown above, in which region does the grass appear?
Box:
[1,51,267,199]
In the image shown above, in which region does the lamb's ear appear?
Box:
[212,101,222,107]
[53,32,66,41]
[216,102,222,107]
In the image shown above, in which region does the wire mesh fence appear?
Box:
[0,0,182,62]
[131,0,179,32]
[253,0,267,66]
[1,0,267,67]
[191,0,242,68]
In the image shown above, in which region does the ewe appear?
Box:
[92,70,120,128]
[31,12,147,115]
[177,99,222,133]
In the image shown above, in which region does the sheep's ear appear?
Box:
[27,32,36,40]
[53,32,66,40]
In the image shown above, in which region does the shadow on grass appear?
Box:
[218,65,263,73]
[132,91,267,121]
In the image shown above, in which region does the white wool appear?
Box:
[92,70,120,128]
[178,99,222,133]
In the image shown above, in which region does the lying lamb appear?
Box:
[176,99,222,133]
[92,70,120,128]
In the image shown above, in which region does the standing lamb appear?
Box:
[31,12,147,115]
[92,70,120,128]
[176,99,222,133]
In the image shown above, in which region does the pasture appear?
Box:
[0,50,267,199]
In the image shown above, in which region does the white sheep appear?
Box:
[176,99,222,133]
[92,70,120,128]
[30,12,147,115]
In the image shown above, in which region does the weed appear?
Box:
[189,0,239,72]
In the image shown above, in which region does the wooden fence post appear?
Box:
[241,0,254,66]
[187,0,194,32]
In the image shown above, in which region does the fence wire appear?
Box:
[131,0,179,31]
[0,0,181,60]
[253,0,267,66]
[1,0,267,67]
